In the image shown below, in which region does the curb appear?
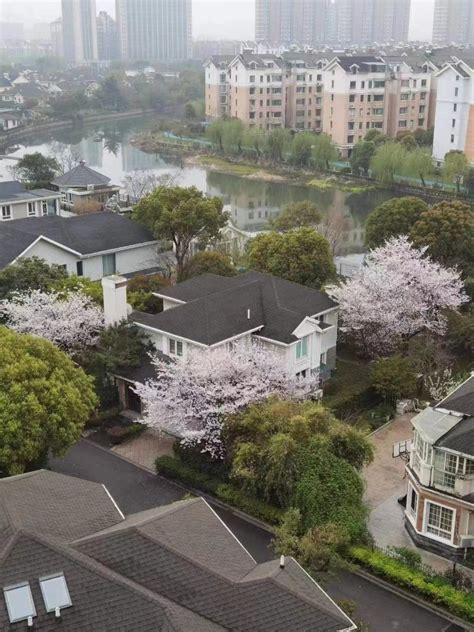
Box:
[81,439,469,629]
[353,567,474,631]
[83,438,274,533]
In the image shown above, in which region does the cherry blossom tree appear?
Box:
[1,289,104,353]
[135,342,316,459]
[329,236,468,357]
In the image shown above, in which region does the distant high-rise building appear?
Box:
[0,23,24,41]
[50,18,63,57]
[61,0,98,64]
[433,0,474,45]
[255,0,411,46]
[97,11,119,61]
[116,0,192,63]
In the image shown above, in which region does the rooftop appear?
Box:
[0,212,156,268]
[51,161,111,188]
[0,181,60,205]
[0,470,354,631]
[133,271,337,346]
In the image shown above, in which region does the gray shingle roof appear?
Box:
[0,471,354,631]
[0,212,156,268]
[52,163,111,188]
[434,376,474,457]
[0,181,59,204]
[135,271,337,345]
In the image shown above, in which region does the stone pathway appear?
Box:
[364,414,473,577]
[112,429,175,471]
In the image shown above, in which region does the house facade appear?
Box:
[51,161,120,214]
[405,375,474,559]
[0,181,61,221]
[0,212,159,281]
[103,271,338,383]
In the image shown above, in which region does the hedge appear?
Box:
[156,455,283,525]
[350,546,474,622]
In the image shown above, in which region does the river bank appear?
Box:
[131,129,474,204]
[0,109,158,152]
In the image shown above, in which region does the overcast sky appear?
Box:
[0,0,435,41]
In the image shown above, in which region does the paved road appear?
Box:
[50,440,467,632]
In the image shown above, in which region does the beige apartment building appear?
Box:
[205,51,327,131]
[322,56,433,156]
[205,52,436,154]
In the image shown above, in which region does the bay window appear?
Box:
[425,502,454,541]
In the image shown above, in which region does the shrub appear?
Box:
[370,355,417,403]
[350,546,474,622]
[155,455,283,524]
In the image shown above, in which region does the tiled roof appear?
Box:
[0,212,156,268]
[135,271,337,345]
[0,471,354,631]
[52,163,111,187]
[0,181,59,204]
[438,375,474,416]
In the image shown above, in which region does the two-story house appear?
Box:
[51,161,120,214]
[0,181,61,221]
[103,271,338,399]
[406,374,474,559]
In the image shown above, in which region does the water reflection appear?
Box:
[0,115,404,255]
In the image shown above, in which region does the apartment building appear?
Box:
[323,56,432,156]
[205,51,326,131]
[116,0,192,63]
[255,0,411,47]
[433,0,474,46]
[432,58,474,164]
[61,0,98,64]
[405,375,474,559]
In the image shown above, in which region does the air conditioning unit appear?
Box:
[459,536,474,548]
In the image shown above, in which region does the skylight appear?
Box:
[3,582,36,623]
[39,573,72,613]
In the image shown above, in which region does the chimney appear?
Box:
[279,555,285,569]
[102,275,129,325]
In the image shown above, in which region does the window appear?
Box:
[401,79,410,87]
[348,121,354,130]
[373,80,385,88]
[453,103,457,112]
[350,80,356,89]
[419,105,425,114]
[102,253,116,276]
[372,108,384,116]
[349,94,355,102]
[39,574,72,613]
[421,79,427,87]
[3,583,36,623]
[347,135,354,144]
[398,120,407,128]
[169,338,183,356]
[295,336,308,360]
[41,200,48,216]
[27,201,36,216]
[400,93,409,101]
[1,204,11,220]
[454,87,458,97]
[426,502,454,541]
[409,487,418,517]
[297,74,305,81]
[373,94,384,101]
[451,134,455,143]
[76,261,83,276]
[399,107,408,114]
[249,75,255,83]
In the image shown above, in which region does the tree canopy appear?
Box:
[312,133,337,170]
[370,142,407,184]
[12,152,59,189]
[370,355,417,402]
[246,228,335,289]
[410,200,474,275]
[443,150,469,193]
[0,327,97,475]
[365,197,429,249]
[182,250,235,280]
[350,140,376,175]
[271,201,321,231]
[0,257,67,300]
[133,185,228,280]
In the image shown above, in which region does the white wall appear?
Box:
[433,68,471,162]
[17,241,159,281]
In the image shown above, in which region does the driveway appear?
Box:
[49,439,466,632]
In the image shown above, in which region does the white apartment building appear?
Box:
[61,0,98,64]
[432,58,474,164]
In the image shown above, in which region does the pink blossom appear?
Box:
[134,342,316,458]
[329,236,467,356]
[1,289,104,352]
